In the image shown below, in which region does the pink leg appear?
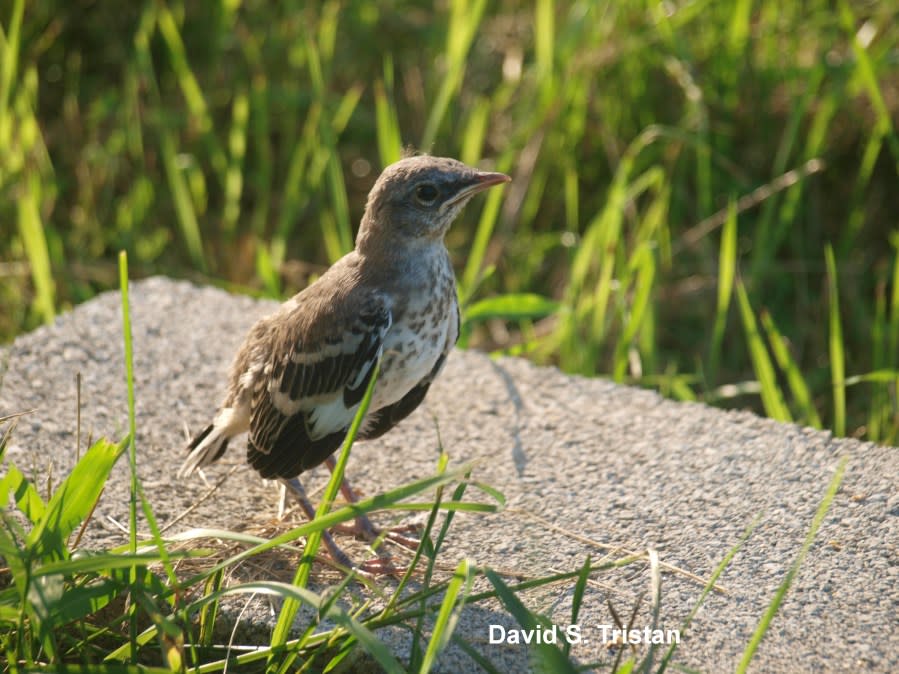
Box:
[324,456,421,549]
[280,477,399,575]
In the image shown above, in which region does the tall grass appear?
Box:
[2,4,898,431]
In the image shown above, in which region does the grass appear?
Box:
[0,0,889,670]
[3,1,899,443]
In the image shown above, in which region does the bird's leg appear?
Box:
[324,456,421,550]
[325,456,378,539]
[280,477,355,569]
[280,477,398,575]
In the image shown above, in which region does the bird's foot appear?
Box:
[319,534,404,576]
[332,513,421,551]
[357,555,404,576]
[280,477,411,575]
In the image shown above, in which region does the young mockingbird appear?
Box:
[178,155,509,569]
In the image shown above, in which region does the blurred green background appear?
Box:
[2,0,898,442]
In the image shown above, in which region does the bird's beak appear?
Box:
[473,171,512,189]
[445,171,511,208]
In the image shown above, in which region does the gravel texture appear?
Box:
[1,277,897,672]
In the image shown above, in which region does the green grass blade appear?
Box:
[657,517,759,673]
[555,129,658,372]
[275,102,319,253]
[382,450,450,622]
[759,309,822,428]
[837,0,899,173]
[222,89,249,236]
[563,162,579,234]
[17,175,55,324]
[155,1,227,178]
[886,238,899,443]
[750,72,824,279]
[374,55,402,166]
[734,281,791,422]
[0,462,45,524]
[464,293,559,324]
[119,251,138,555]
[844,369,899,385]
[405,454,456,670]
[727,0,752,56]
[534,0,554,91]
[459,97,490,166]
[0,0,24,144]
[157,124,207,272]
[0,504,33,605]
[484,568,578,674]
[119,250,141,663]
[374,500,501,513]
[709,199,737,381]
[613,243,655,382]
[563,556,591,659]
[420,558,473,673]
[735,458,847,673]
[310,359,381,559]
[176,468,474,592]
[25,666,174,674]
[324,148,353,258]
[824,245,846,437]
[32,551,191,578]
[25,437,127,561]
[299,22,358,262]
[868,278,887,441]
[845,130,885,255]
[888,237,899,359]
[421,0,488,149]
[28,574,117,632]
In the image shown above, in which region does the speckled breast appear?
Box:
[371,259,458,412]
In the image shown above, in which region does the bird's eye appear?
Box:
[415,183,439,205]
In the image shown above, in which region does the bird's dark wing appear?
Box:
[247,297,392,479]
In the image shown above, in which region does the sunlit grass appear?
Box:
[3,1,899,440]
[735,458,847,673]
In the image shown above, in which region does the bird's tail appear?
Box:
[177,423,232,479]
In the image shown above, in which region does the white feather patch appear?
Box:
[306,395,360,439]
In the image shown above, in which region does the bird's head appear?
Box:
[357,156,510,252]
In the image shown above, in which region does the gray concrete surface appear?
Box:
[1,277,897,672]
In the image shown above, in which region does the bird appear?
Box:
[178,154,510,569]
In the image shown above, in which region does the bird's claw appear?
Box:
[357,555,404,576]
[333,515,421,552]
